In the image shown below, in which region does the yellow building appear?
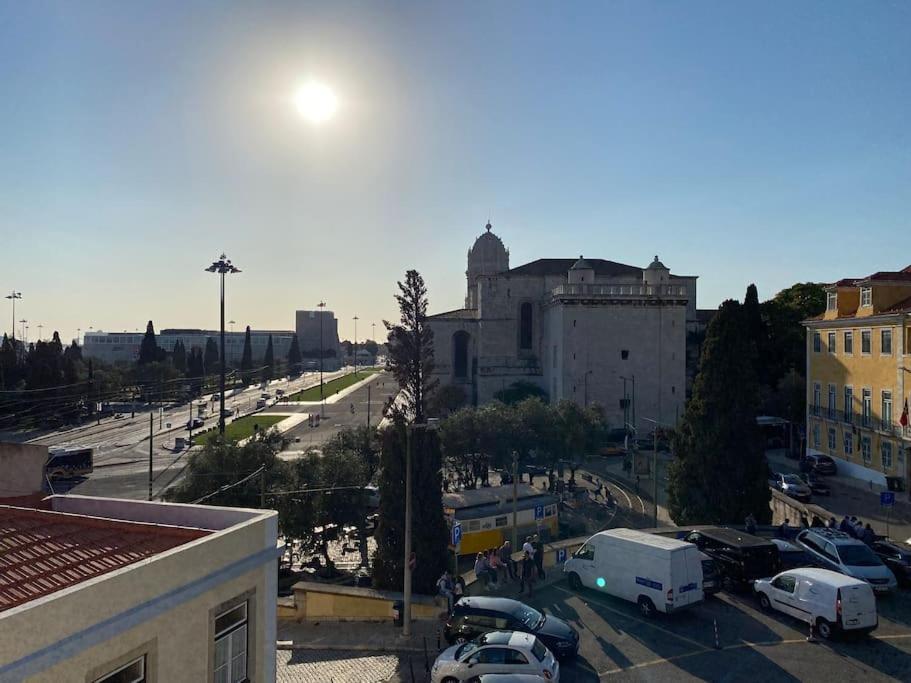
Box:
[0,494,279,682]
[804,268,911,490]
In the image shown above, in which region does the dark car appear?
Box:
[444,596,579,659]
[803,471,831,496]
[771,538,817,570]
[872,540,911,586]
[799,453,837,475]
[684,527,781,591]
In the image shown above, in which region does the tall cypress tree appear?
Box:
[172,340,187,374]
[138,321,160,365]
[667,300,771,525]
[240,326,253,382]
[287,334,302,375]
[743,283,769,388]
[204,338,219,376]
[372,416,408,590]
[262,334,274,382]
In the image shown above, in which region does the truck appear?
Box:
[45,446,94,479]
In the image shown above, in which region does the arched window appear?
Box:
[519,303,533,350]
[453,331,470,378]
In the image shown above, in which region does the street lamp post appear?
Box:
[5,291,21,341]
[37,324,43,341]
[19,320,27,344]
[318,301,326,416]
[205,254,241,436]
[353,315,359,375]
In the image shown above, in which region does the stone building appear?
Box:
[427,222,699,432]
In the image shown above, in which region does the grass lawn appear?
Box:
[286,368,381,402]
[203,414,285,444]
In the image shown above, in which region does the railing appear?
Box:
[551,284,688,298]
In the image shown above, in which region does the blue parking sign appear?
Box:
[451,522,463,547]
[556,548,567,563]
[534,504,545,520]
[881,491,895,507]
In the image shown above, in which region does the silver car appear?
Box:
[773,473,812,502]
[431,632,559,683]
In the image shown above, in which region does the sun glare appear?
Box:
[294,82,338,124]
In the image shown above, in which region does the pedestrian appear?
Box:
[498,541,514,582]
[839,515,851,534]
[862,523,876,546]
[826,517,837,529]
[437,570,455,612]
[474,552,490,589]
[533,534,546,580]
[745,513,757,535]
[453,575,465,604]
[521,552,539,597]
[488,548,501,587]
[778,518,790,539]
[523,535,535,559]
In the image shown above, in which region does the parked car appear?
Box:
[221,408,233,419]
[444,597,578,660]
[684,527,780,591]
[754,568,878,640]
[699,552,722,596]
[564,528,704,616]
[466,675,549,683]
[799,453,837,475]
[871,540,911,587]
[431,632,560,683]
[770,473,812,502]
[771,539,817,571]
[795,528,897,593]
[185,417,204,429]
[803,471,831,496]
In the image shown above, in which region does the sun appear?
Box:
[294,82,338,124]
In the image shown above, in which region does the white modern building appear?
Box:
[427,222,698,430]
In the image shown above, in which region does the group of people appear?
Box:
[836,515,878,545]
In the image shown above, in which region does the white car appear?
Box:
[754,568,878,640]
[431,631,559,683]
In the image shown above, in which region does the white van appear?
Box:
[754,568,877,640]
[563,528,704,617]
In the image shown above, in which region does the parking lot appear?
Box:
[517,579,911,681]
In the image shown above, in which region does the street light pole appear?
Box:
[206,254,241,436]
[353,315,359,375]
[318,301,326,417]
[511,450,519,550]
[5,291,21,341]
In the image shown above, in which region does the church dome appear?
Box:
[570,255,593,270]
[647,255,668,270]
[467,221,509,276]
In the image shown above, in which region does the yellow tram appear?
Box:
[444,484,559,556]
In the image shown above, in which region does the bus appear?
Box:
[45,446,94,479]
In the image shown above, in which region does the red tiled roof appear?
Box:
[0,506,209,612]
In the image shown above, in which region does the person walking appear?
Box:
[839,515,851,534]
[488,548,501,588]
[862,523,876,546]
[522,535,535,559]
[498,541,514,583]
[521,552,539,597]
[533,534,546,580]
[437,570,455,613]
[474,552,493,589]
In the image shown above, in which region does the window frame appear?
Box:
[827,427,836,451]
[882,441,893,470]
[843,431,853,456]
[827,332,836,354]
[843,330,853,355]
[210,591,255,683]
[93,656,146,683]
[843,385,853,423]
[861,329,872,355]
[813,332,821,353]
[881,329,892,355]
[861,436,872,464]
[826,292,837,311]
[860,287,872,308]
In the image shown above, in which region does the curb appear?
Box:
[276,641,426,654]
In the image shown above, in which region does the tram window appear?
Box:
[467,520,481,532]
[495,516,508,527]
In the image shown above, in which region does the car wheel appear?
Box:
[722,574,736,592]
[637,596,656,618]
[455,636,467,644]
[758,593,771,611]
[816,618,833,640]
[568,572,583,591]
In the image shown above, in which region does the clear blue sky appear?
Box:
[1,1,909,344]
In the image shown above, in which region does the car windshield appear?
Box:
[531,637,548,661]
[513,604,544,629]
[455,642,478,659]
[838,544,882,567]
[783,475,804,485]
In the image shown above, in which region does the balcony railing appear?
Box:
[551,283,688,299]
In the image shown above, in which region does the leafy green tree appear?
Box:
[240,326,253,381]
[287,334,302,375]
[427,384,467,418]
[364,339,379,356]
[667,300,770,525]
[138,321,163,365]
[384,270,437,422]
[493,380,548,405]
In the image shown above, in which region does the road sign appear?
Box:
[534,504,545,521]
[556,548,567,563]
[451,522,462,547]
[881,491,895,507]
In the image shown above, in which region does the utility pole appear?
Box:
[318,301,326,417]
[353,315,359,375]
[511,450,519,550]
[403,425,414,637]
[366,383,371,430]
[148,412,154,501]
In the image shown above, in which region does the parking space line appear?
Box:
[553,585,712,653]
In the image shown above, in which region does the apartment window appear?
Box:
[95,657,145,683]
[214,602,248,683]
[882,391,893,430]
[861,330,871,354]
[621,349,629,360]
[861,436,872,464]
[827,427,836,451]
[812,383,821,416]
[826,292,837,311]
[843,432,853,456]
[843,386,853,423]
[860,287,872,307]
[882,441,893,469]
[827,384,836,419]
[813,332,821,353]
[881,329,892,355]
[827,332,836,353]
[844,331,853,354]
[862,389,872,427]
[812,424,820,448]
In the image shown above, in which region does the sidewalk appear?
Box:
[277,619,443,654]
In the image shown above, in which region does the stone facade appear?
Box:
[428,223,698,431]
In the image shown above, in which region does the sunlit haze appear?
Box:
[294,81,338,124]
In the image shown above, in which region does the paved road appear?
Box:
[276,649,401,683]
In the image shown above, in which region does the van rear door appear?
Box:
[672,546,704,607]
[839,583,877,630]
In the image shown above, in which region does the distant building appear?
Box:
[83,328,294,366]
[0,445,279,681]
[426,222,698,431]
[804,267,911,488]
[295,310,341,371]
